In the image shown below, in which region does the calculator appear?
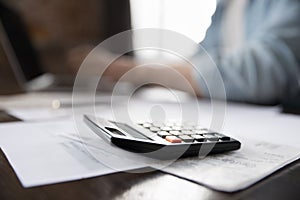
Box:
[84,115,241,159]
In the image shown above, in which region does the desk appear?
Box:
[0,91,300,200]
[0,149,299,200]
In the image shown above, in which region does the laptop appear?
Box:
[0,2,111,92]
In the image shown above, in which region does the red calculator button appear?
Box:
[165,136,182,143]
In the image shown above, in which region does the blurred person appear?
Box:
[68,0,300,104]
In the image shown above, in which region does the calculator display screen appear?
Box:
[113,122,151,140]
[0,110,21,123]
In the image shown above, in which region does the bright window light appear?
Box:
[130,0,217,47]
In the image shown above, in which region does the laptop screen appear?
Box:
[0,2,44,82]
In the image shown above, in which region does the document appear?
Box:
[0,120,157,187]
[158,102,300,192]
[1,119,299,191]
[161,138,300,192]
[1,92,125,121]
[6,108,70,121]
[0,93,299,191]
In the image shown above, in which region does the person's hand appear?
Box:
[66,45,201,96]
[66,44,135,80]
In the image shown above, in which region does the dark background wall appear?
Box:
[0,0,131,94]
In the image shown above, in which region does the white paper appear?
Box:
[161,138,300,192]
[0,120,157,187]
[6,108,70,121]
[157,102,300,192]
[0,92,72,108]
[1,91,127,121]
[1,93,300,191]
[223,103,300,148]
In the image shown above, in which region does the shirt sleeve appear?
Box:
[193,0,300,104]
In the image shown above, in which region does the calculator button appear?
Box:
[193,130,209,134]
[161,126,172,131]
[142,123,152,128]
[152,122,164,128]
[179,135,194,143]
[169,130,182,136]
[214,133,230,141]
[194,126,206,130]
[157,131,170,138]
[203,134,219,141]
[165,136,182,143]
[219,136,230,141]
[181,130,193,135]
[150,127,160,132]
[182,126,194,131]
[222,136,230,141]
[191,135,205,142]
[136,121,145,125]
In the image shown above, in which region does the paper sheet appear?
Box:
[0,95,300,191]
[6,108,70,121]
[0,120,157,187]
[158,103,300,192]
[2,92,127,121]
[1,118,299,190]
[161,138,300,192]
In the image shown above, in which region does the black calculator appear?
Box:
[84,115,241,159]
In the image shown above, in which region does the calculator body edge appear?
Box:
[83,115,241,159]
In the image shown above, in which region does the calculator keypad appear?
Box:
[165,136,182,143]
[138,121,231,143]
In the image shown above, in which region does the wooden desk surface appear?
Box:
[0,87,299,199]
[0,149,299,200]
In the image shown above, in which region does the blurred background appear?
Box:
[0,0,216,94]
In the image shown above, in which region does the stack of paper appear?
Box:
[0,96,299,192]
[161,139,299,192]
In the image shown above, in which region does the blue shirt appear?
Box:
[194,0,300,104]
